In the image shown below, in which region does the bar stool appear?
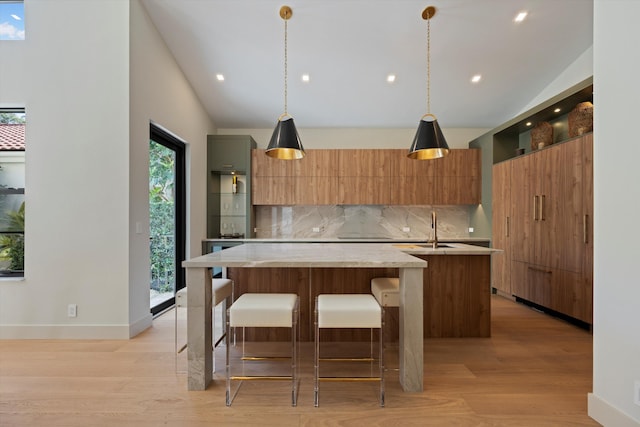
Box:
[226,293,300,407]
[371,277,399,309]
[174,278,233,374]
[314,294,384,407]
[371,277,399,370]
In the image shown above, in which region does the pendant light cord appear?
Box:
[426,9,431,115]
[284,15,288,116]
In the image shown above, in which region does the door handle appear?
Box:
[583,214,589,244]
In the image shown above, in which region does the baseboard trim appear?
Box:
[130,313,153,338]
[588,393,640,427]
[1,324,132,340]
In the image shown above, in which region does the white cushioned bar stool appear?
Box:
[371,277,400,308]
[174,278,233,374]
[314,294,384,407]
[226,293,300,407]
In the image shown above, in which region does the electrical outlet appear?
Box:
[67,304,77,318]
[468,227,475,233]
[312,227,321,233]
[402,227,410,232]
[634,380,640,406]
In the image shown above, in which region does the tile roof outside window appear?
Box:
[0,124,25,151]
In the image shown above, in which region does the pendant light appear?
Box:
[266,6,305,160]
[408,6,450,160]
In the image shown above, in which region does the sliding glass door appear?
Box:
[149,124,186,316]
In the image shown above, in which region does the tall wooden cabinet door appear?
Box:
[534,145,563,268]
[555,137,585,273]
[510,154,535,263]
[491,161,511,294]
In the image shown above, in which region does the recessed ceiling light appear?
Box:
[302,74,310,82]
[216,74,225,81]
[526,122,532,127]
[471,74,482,83]
[514,11,528,23]
[387,74,396,83]
[554,108,561,113]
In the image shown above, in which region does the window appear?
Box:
[0,1,25,41]
[0,109,25,277]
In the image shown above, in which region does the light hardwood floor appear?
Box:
[0,295,599,426]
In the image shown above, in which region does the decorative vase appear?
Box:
[530,122,553,151]
[568,101,593,137]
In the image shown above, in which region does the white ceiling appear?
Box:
[141,0,593,130]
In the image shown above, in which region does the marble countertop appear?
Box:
[184,242,499,268]
[203,237,491,244]
[183,243,428,268]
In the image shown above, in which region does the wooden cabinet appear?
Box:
[227,253,492,341]
[491,160,511,295]
[337,149,394,205]
[252,148,481,206]
[436,149,482,205]
[390,149,481,205]
[252,149,338,205]
[497,134,593,324]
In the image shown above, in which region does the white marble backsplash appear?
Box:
[255,205,472,239]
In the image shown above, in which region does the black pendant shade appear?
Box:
[266,115,305,159]
[407,114,450,160]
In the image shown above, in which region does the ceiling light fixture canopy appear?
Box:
[266,5,305,160]
[408,6,450,160]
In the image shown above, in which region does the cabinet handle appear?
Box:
[533,196,539,221]
[540,195,546,221]
[527,265,552,274]
[583,214,589,244]
[506,216,510,237]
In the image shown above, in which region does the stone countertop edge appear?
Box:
[184,242,500,268]
[203,237,492,243]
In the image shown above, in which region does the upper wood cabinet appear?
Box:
[252,148,480,206]
[391,149,481,205]
[252,149,338,205]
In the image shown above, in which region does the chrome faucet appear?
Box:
[429,210,438,249]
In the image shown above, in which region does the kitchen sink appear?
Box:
[415,243,452,249]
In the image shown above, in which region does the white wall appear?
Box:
[519,46,594,114]
[588,1,640,426]
[0,0,214,339]
[128,0,215,335]
[0,0,131,338]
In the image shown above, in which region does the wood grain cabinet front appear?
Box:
[498,134,593,324]
[251,148,481,206]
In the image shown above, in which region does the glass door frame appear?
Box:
[150,124,186,316]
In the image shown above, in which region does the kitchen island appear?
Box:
[182,243,427,392]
